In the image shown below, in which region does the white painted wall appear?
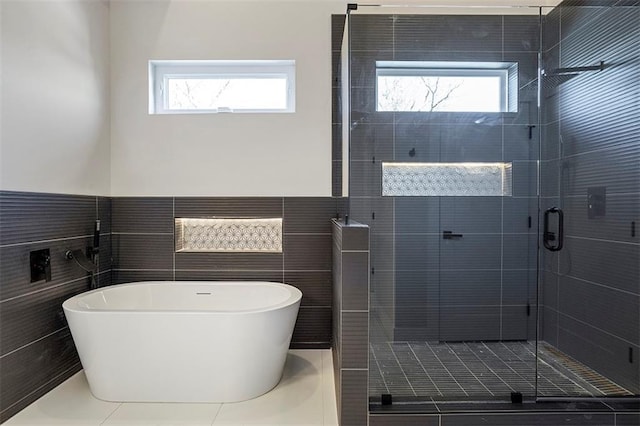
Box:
[110,0,343,196]
[0,0,111,196]
[1,0,559,197]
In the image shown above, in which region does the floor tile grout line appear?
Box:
[425,342,469,397]
[445,343,496,397]
[387,342,438,396]
[525,347,585,394]
[502,342,570,396]
[210,402,223,426]
[536,359,590,396]
[407,343,443,397]
[524,343,599,396]
[388,342,418,397]
[480,342,535,393]
[494,343,548,394]
[369,342,391,395]
[99,402,123,426]
[465,342,517,394]
[454,343,505,394]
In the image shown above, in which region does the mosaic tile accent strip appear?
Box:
[175,218,282,253]
[382,162,513,197]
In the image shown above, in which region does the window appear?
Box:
[376,61,517,113]
[149,60,295,114]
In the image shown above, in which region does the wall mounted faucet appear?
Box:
[65,249,96,273]
[65,220,101,289]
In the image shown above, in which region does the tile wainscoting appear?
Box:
[0,192,343,423]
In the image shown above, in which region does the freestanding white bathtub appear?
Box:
[62,281,302,403]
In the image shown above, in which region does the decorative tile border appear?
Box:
[382,162,513,197]
[175,218,283,252]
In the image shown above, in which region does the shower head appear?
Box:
[541,73,579,90]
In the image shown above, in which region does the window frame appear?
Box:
[149,60,296,114]
[376,61,514,113]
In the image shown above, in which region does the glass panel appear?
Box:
[538,3,639,398]
[347,6,542,409]
[345,3,639,410]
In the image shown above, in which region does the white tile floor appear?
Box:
[5,350,338,426]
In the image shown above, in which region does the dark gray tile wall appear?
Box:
[111,196,340,349]
[332,219,370,426]
[540,1,640,394]
[0,191,111,423]
[0,192,343,422]
[338,13,540,344]
[342,369,369,426]
[335,5,639,424]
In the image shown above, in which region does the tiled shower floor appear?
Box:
[369,341,633,402]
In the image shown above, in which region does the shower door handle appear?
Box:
[543,207,564,251]
[443,231,463,240]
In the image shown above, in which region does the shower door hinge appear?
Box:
[632,221,636,237]
[526,303,531,317]
[371,267,375,275]
[528,216,532,229]
[511,392,523,404]
[372,212,376,220]
[381,394,392,405]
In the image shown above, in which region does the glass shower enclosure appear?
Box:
[338,1,639,410]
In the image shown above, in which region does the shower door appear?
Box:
[346,6,543,404]
[537,3,640,398]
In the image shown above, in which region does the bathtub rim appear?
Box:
[62,281,302,315]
